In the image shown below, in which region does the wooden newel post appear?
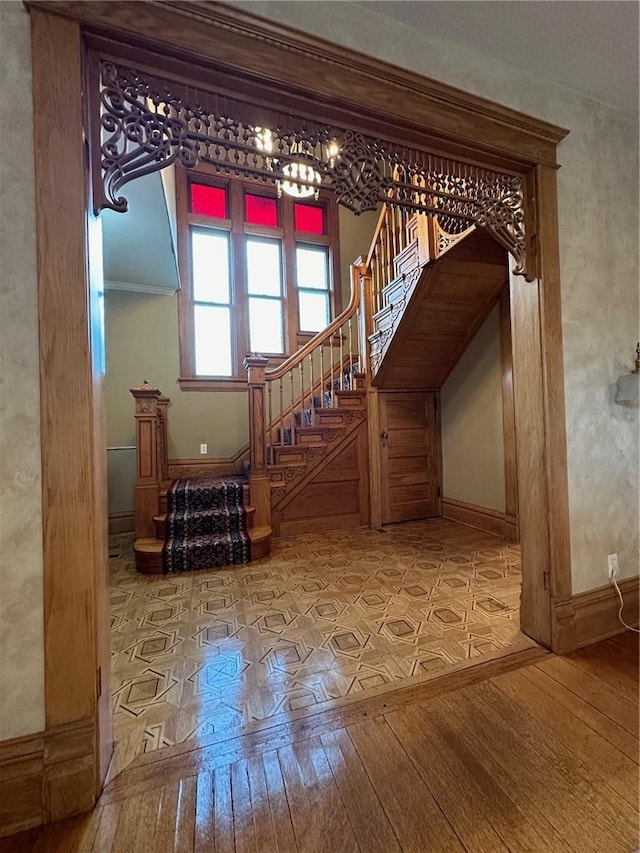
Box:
[130,380,162,538]
[243,354,271,530]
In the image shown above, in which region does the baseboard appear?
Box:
[0,717,98,838]
[108,511,134,535]
[552,576,639,653]
[0,731,44,836]
[167,443,249,480]
[442,497,518,541]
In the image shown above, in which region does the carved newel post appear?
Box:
[243,355,271,530]
[130,380,162,538]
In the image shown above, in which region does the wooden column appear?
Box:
[31,8,112,821]
[130,381,162,538]
[244,355,271,529]
[500,285,519,542]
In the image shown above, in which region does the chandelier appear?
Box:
[255,127,340,199]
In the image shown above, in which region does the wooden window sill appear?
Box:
[179,377,248,391]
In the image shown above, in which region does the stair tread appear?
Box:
[248,525,272,540]
[134,538,164,553]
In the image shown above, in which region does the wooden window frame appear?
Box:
[176,165,342,390]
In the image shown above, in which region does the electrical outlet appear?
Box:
[607,553,619,579]
[199,443,207,455]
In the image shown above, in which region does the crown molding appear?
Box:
[25,1,568,167]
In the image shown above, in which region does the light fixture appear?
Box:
[254,127,339,200]
[615,342,640,404]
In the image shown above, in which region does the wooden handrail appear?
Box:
[366,203,391,269]
[265,260,365,381]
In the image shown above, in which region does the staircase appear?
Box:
[128,202,506,573]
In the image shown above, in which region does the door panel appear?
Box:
[380,392,439,524]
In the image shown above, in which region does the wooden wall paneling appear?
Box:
[357,409,371,527]
[508,265,552,647]
[276,432,365,537]
[367,387,383,528]
[31,7,108,821]
[534,166,573,609]
[499,284,519,541]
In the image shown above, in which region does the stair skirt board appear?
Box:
[163,478,250,573]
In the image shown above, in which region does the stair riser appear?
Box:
[273,447,307,464]
[134,547,163,575]
[154,517,166,540]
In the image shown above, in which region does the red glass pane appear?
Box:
[190,183,227,218]
[245,194,278,227]
[294,203,325,234]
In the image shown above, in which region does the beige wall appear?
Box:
[235,2,639,592]
[441,307,505,512]
[0,2,45,740]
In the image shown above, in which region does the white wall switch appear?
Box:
[200,443,207,455]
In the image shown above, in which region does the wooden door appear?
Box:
[380,392,440,524]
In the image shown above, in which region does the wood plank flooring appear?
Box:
[3,633,637,852]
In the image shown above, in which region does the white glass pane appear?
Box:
[194,305,232,376]
[249,297,284,353]
[296,245,328,290]
[192,230,230,303]
[299,290,329,332]
[246,238,282,296]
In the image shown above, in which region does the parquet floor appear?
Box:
[3,633,638,852]
[107,519,533,774]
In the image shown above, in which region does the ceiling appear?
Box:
[354,1,639,116]
[102,171,179,294]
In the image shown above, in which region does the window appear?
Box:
[177,170,341,387]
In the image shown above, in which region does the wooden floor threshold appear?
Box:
[102,640,547,804]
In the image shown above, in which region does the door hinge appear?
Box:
[543,571,550,592]
[96,666,102,699]
[437,485,441,498]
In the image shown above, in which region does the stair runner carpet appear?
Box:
[163,477,250,573]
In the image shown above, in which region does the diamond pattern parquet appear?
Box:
[109,519,534,763]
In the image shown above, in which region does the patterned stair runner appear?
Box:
[163,477,250,573]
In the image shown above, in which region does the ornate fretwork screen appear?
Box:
[92,59,529,276]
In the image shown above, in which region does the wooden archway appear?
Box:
[27,0,572,824]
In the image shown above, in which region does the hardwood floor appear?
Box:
[108,519,532,774]
[3,633,637,852]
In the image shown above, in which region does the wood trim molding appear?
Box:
[167,444,249,480]
[499,284,519,524]
[108,511,135,535]
[28,1,567,168]
[552,577,639,655]
[31,7,112,822]
[0,718,97,838]
[0,732,44,837]
[442,497,518,541]
[20,0,575,834]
